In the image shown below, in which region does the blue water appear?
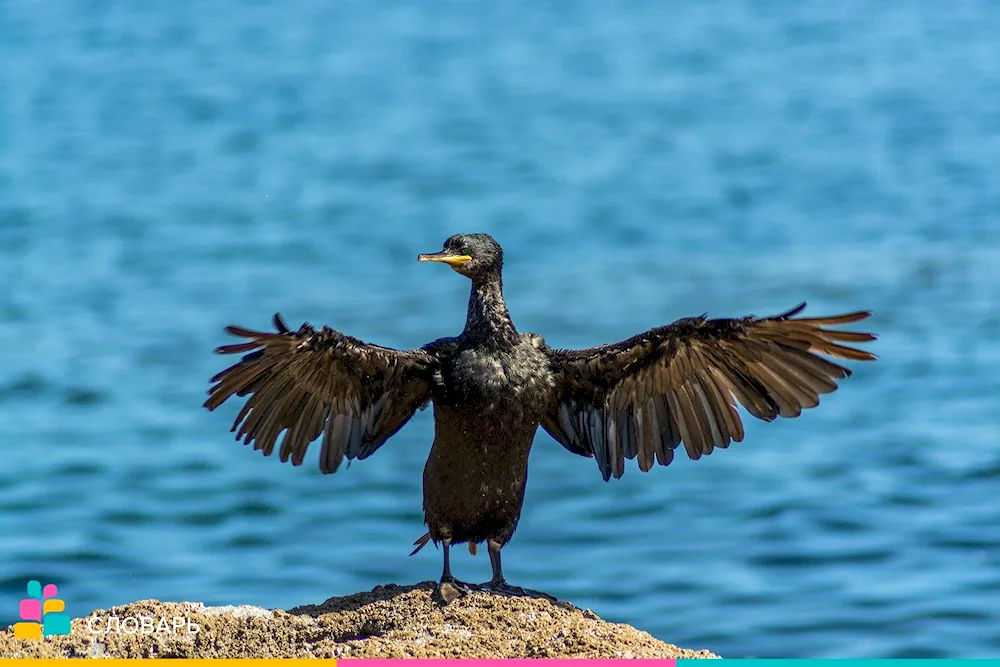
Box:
[3,0,1000,658]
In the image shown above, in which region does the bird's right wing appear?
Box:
[204,314,444,473]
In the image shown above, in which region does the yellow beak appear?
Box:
[417,251,473,267]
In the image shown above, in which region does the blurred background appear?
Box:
[3,0,999,658]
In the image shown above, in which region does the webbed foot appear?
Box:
[477,579,556,602]
[438,576,478,604]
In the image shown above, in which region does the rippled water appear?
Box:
[3,0,1000,658]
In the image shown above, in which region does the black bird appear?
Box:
[205,233,876,599]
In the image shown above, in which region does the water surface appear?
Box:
[3,0,1000,658]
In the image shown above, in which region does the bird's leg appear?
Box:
[477,539,557,601]
[437,538,476,603]
[440,537,457,581]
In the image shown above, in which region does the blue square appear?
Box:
[43,613,71,637]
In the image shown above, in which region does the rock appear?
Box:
[0,582,719,658]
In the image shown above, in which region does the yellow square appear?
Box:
[44,599,66,614]
[14,622,42,640]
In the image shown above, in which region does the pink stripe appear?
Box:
[343,661,676,666]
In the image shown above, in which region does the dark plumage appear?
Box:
[205,233,877,599]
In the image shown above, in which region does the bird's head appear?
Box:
[418,233,503,280]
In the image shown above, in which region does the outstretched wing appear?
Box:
[205,314,441,473]
[542,303,876,481]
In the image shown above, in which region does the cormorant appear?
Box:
[205,233,876,600]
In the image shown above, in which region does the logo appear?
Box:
[13,580,71,640]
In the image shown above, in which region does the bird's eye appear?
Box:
[460,246,470,256]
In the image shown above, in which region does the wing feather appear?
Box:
[541,303,876,480]
[205,315,442,473]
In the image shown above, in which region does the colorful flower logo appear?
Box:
[13,580,71,640]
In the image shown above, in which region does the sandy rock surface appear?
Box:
[0,582,719,658]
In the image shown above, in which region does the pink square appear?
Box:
[19,599,41,622]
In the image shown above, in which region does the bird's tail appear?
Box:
[410,533,432,556]
[409,532,478,556]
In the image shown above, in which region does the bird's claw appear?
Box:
[477,580,556,601]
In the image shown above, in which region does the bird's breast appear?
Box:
[435,343,554,418]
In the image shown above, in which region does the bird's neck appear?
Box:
[465,274,518,347]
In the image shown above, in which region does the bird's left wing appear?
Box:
[541,303,876,481]
[205,314,444,473]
